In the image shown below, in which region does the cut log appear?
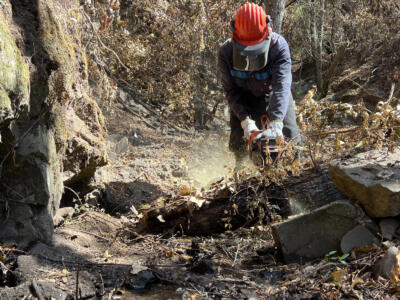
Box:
[137,181,289,235]
[137,168,346,235]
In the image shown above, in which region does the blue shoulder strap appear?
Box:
[230,69,272,80]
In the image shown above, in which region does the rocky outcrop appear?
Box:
[0,0,107,247]
[329,150,400,218]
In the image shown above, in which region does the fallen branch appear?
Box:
[232,242,241,267]
[308,125,400,138]
[37,253,132,267]
[64,186,82,205]
[76,229,112,242]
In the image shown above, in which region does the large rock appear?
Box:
[0,1,107,247]
[271,201,359,263]
[329,150,400,218]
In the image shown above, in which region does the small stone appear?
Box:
[379,218,400,240]
[124,269,155,290]
[340,225,379,254]
[373,246,400,279]
[114,137,129,154]
[259,269,284,284]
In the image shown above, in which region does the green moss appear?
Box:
[52,102,69,152]
[0,89,11,111]
[0,12,29,112]
[35,1,79,150]
[38,1,76,92]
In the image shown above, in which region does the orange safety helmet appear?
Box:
[231,3,272,71]
[233,2,269,46]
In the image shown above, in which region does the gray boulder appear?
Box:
[114,136,130,154]
[329,150,400,218]
[271,201,359,263]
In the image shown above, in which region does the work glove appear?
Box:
[258,120,283,140]
[241,118,259,139]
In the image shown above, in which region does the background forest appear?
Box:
[82,0,400,129]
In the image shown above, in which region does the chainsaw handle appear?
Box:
[245,130,263,152]
[260,114,270,130]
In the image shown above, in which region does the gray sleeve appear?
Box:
[267,35,292,121]
[218,42,250,121]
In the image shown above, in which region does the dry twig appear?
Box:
[81,10,129,71]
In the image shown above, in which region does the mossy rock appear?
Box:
[0,89,11,122]
[0,11,29,123]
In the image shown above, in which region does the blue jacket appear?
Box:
[218,33,292,121]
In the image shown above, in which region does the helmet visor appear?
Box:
[232,37,271,72]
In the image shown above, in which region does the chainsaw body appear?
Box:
[245,130,279,167]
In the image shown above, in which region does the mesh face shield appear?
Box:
[232,36,271,72]
[231,19,272,72]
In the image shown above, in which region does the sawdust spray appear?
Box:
[186,133,236,188]
[186,132,310,217]
[186,131,260,188]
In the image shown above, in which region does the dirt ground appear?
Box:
[1,102,399,300]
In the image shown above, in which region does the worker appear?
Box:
[218,2,300,168]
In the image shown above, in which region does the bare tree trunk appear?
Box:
[321,45,346,97]
[264,0,287,34]
[193,0,207,128]
[310,0,325,93]
[317,0,325,92]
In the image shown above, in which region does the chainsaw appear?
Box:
[244,115,280,167]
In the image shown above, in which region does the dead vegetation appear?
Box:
[1,0,400,299]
